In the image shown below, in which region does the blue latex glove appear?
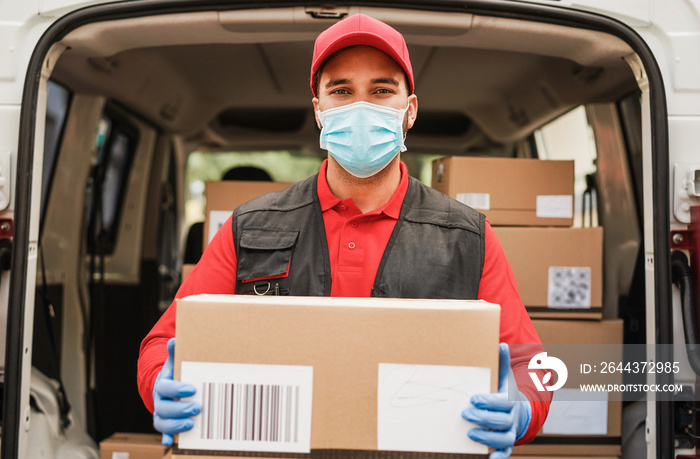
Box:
[153,338,202,446]
[462,343,532,459]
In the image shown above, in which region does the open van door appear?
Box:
[2,1,698,458]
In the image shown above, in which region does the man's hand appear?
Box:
[462,343,531,459]
[153,338,202,446]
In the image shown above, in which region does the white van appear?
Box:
[0,1,698,458]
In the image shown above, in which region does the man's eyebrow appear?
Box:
[325,78,351,88]
[371,77,400,86]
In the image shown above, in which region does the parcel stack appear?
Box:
[432,156,621,458]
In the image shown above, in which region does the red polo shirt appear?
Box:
[318,160,409,296]
[138,160,549,443]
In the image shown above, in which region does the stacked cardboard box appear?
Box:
[431,156,601,319]
[432,156,620,457]
[431,156,575,227]
[512,457,619,459]
[180,180,294,280]
[513,319,624,457]
[493,226,603,319]
[99,432,166,459]
[203,180,294,249]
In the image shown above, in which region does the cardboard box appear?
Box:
[512,456,618,459]
[493,226,603,319]
[513,319,623,457]
[172,295,500,458]
[431,157,574,226]
[99,432,166,459]
[181,263,195,281]
[203,181,293,248]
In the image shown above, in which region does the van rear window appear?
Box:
[86,108,138,255]
[40,80,72,235]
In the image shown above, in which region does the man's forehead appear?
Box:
[323,77,401,89]
[320,46,405,76]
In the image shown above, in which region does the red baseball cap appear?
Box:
[310,14,414,96]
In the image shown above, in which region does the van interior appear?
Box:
[28,5,649,457]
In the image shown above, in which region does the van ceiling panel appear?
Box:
[50,7,638,146]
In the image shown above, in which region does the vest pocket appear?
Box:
[236,228,298,294]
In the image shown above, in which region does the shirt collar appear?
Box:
[316,159,409,219]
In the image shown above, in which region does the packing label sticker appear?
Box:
[179,362,313,454]
[207,210,232,243]
[377,363,489,455]
[456,193,490,210]
[536,195,573,219]
[541,389,608,435]
[547,266,592,308]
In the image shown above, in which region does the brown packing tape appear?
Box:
[525,307,603,320]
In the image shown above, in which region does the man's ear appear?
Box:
[406,94,418,130]
[312,97,322,129]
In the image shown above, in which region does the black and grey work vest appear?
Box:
[232,174,485,299]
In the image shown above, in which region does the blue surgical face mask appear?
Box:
[317,101,409,178]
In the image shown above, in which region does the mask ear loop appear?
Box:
[400,102,411,147]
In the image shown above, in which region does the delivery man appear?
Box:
[138,14,550,459]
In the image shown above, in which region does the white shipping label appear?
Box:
[377,363,490,455]
[207,210,232,243]
[456,193,490,210]
[111,453,129,459]
[536,195,573,219]
[547,267,592,308]
[179,362,313,454]
[542,389,608,435]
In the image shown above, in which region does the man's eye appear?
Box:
[331,88,349,95]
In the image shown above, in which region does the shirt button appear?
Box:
[348,242,356,249]
[339,205,347,211]
[351,221,358,228]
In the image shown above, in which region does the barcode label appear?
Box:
[547,266,591,308]
[179,362,313,453]
[201,382,301,443]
